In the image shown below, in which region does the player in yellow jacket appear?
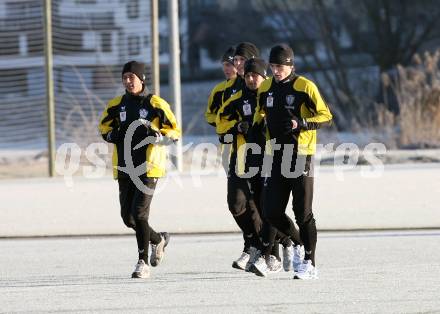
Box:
[216,57,282,271]
[205,47,237,127]
[252,45,332,279]
[99,61,181,279]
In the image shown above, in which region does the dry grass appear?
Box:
[381,50,440,148]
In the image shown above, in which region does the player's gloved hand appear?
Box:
[237,121,250,134]
[134,130,177,150]
[150,130,163,144]
[219,134,233,144]
[104,128,122,143]
[139,118,152,130]
[139,118,161,137]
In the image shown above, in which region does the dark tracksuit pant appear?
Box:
[246,128,303,260]
[262,153,317,265]
[227,174,262,253]
[225,145,263,253]
[118,175,162,263]
[251,176,302,260]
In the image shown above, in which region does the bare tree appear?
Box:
[253,0,440,129]
[187,0,440,130]
[349,0,440,72]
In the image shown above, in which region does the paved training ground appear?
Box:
[1,231,439,313]
[2,163,440,237]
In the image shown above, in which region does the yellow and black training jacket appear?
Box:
[254,73,332,155]
[222,75,245,104]
[99,92,181,179]
[216,85,260,176]
[205,79,228,126]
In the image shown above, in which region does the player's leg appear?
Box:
[292,157,317,279]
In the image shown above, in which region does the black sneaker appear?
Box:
[150,232,170,267]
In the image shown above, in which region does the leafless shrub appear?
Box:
[381,50,440,148]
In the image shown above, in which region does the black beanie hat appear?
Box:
[234,42,259,60]
[122,61,146,81]
[221,46,235,65]
[244,58,267,78]
[269,44,294,66]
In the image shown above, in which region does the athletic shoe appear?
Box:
[245,247,260,272]
[150,232,170,267]
[232,252,250,270]
[253,255,269,277]
[294,260,318,280]
[292,245,305,272]
[131,259,150,279]
[267,255,282,273]
[282,245,294,271]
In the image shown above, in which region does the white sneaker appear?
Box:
[232,252,250,270]
[150,232,170,267]
[131,260,150,279]
[282,245,294,271]
[253,255,269,277]
[294,260,318,280]
[292,245,305,272]
[267,255,282,273]
[245,247,260,272]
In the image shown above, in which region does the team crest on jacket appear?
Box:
[286,95,295,108]
[139,108,148,118]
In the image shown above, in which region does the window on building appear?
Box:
[27,31,43,56]
[0,69,27,95]
[6,1,42,19]
[127,35,140,56]
[54,32,82,54]
[75,0,97,4]
[0,34,20,56]
[101,33,112,53]
[127,0,139,19]
[93,67,117,90]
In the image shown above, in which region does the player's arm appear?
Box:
[150,95,181,144]
[205,81,225,126]
[98,96,122,144]
[301,81,333,130]
[215,91,242,135]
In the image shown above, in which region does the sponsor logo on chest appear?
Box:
[242,99,252,116]
[266,92,274,108]
[120,106,126,121]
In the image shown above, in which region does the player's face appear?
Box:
[122,72,144,95]
[234,55,247,77]
[222,62,237,80]
[245,72,265,91]
[270,64,293,82]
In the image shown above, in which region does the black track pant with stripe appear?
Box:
[251,176,302,259]
[262,155,317,265]
[227,175,262,253]
[118,176,162,263]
